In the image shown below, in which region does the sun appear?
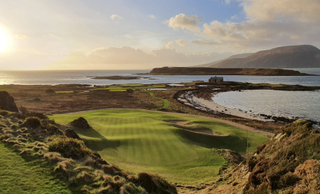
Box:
[0,29,9,52]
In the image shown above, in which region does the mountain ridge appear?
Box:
[200,45,320,68]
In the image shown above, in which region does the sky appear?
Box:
[0,0,320,70]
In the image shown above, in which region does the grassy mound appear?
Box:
[0,142,73,194]
[200,120,320,194]
[51,109,268,184]
[0,110,177,194]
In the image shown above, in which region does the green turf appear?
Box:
[90,84,166,91]
[50,109,268,183]
[146,91,169,110]
[0,87,18,92]
[0,142,73,194]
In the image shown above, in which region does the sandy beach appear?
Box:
[177,90,273,122]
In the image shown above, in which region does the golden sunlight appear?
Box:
[0,29,9,52]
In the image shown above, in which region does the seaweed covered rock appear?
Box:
[69,117,91,129]
[0,91,19,112]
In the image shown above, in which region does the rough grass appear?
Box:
[91,84,166,91]
[146,91,169,110]
[0,142,73,194]
[0,87,19,92]
[50,109,268,184]
[56,91,74,94]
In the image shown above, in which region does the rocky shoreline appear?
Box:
[176,88,320,127]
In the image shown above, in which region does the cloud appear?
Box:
[175,39,187,47]
[165,39,187,49]
[14,34,29,40]
[123,34,132,39]
[149,15,155,19]
[47,46,230,69]
[165,41,175,49]
[166,13,203,32]
[43,34,61,39]
[174,0,320,49]
[110,14,123,20]
[191,39,221,46]
[0,49,60,70]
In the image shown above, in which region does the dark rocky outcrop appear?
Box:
[0,91,19,112]
[64,128,81,139]
[148,67,311,76]
[69,117,91,129]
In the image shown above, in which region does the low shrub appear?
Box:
[120,183,147,194]
[49,138,93,160]
[46,124,64,136]
[23,117,42,129]
[279,173,300,187]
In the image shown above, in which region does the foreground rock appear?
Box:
[69,117,91,129]
[0,91,19,112]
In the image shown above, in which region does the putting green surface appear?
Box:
[51,109,268,183]
[0,142,72,194]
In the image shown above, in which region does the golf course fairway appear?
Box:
[50,109,268,184]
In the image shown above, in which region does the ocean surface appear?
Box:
[213,90,320,122]
[0,68,320,86]
[1,68,320,122]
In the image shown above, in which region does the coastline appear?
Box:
[177,89,320,127]
[178,91,273,122]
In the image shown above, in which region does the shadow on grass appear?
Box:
[173,126,247,154]
[74,127,120,151]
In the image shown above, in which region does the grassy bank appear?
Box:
[0,142,72,194]
[51,109,268,184]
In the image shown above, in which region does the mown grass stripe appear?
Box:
[50,109,268,184]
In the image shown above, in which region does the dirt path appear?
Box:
[55,108,274,137]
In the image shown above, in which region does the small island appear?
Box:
[144,67,314,76]
[91,75,151,80]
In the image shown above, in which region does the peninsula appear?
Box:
[146,67,313,76]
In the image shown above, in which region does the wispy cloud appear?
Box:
[14,34,29,40]
[43,34,61,39]
[191,39,221,46]
[149,15,156,19]
[110,14,123,20]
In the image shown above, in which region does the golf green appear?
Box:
[50,109,268,183]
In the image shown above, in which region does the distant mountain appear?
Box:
[196,53,253,67]
[200,45,320,68]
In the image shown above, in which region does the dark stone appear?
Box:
[69,117,91,129]
[0,91,19,112]
[64,128,80,139]
[45,89,55,94]
[33,98,41,102]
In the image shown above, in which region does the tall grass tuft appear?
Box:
[49,137,93,160]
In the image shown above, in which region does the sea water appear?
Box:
[212,90,320,122]
[1,68,320,122]
[0,68,320,86]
